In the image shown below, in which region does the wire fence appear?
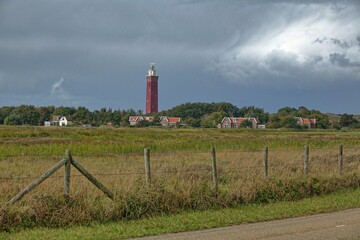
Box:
[1,145,360,204]
[1,146,360,180]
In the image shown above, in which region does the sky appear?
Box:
[0,0,360,114]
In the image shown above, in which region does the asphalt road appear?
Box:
[130,208,360,240]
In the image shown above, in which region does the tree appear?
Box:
[200,111,225,128]
[0,106,14,124]
[36,106,54,125]
[281,116,301,129]
[111,110,122,126]
[23,109,41,125]
[137,120,150,127]
[277,107,297,117]
[239,106,268,124]
[166,102,240,120]
[52,106,76,117]
[239,119,253,128]
[72,106,93,124]
[298,106,310,117]
[309,113,330,129]
[339,114,358,128]
[185,117,201,128]
[12,105,41,125]
[93,108,115,126]
[214,102,240,116]
[119,109,136,127]
[4,114,20,125]
[267,114,282,129]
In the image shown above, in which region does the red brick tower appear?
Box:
[145,63,158,113]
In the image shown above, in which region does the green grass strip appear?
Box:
[3,188,360,240]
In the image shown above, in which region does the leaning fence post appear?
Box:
[71,158,114,200]
[304,145,309,176]
[211,147,218,192]
[338,145,343,175]
[64,149,71,196]
[144,148,151,185]
[264,146,269,179]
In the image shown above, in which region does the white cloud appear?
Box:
[50,77,69,100]
[212,2,360,87]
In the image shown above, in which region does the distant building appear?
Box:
[146,63,159,114]
[44,115,73,127]
[44,115,61,126]
[52,115,62,126]
[128,116,180,127]
[295,117,316,128]
[159,116,181,127]
[59,116,73,126]
[218,117,260,129]
[129,116,155,126]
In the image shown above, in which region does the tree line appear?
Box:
[0,103,358,129]
[0,105,137,127]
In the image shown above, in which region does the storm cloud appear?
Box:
[211,1,360,88]
[329,53,360,68]
[0,0,360,113]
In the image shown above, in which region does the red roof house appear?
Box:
[295,117,316,128]
[159,116,181,127]
[129,116,155,126]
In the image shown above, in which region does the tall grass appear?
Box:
[1,126,360,231]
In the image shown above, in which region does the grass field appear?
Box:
[1,126,360,233]
[1,126,360,155]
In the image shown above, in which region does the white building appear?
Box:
[59,116,73,126]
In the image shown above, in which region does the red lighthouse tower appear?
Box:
[145,63,159,113]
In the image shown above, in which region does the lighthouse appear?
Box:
[145,63,159,113]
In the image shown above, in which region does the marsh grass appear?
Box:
[1,126,360,231]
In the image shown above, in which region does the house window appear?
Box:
[225,124,229,128]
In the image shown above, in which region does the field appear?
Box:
[1,126,360,232]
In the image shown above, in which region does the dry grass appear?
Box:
[1,126,360,231]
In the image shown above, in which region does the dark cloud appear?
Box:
[265,50,300,72]
[330,3,347,13]
[329,53,360,67]
[0,0,360,113]
[313,37,352,49]
[310,55,324,64]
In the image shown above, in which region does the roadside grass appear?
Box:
[2,188,360,240]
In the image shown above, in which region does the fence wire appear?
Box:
[0,147,360,201]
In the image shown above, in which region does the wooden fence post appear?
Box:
[71,158,114,200]
[144,148,151,185]
[211,147,218,192]
[264,146,269,179]
[338,145,343,175]
[64,149,71,196]
[6,150,115,206]
[304,145,309,177]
